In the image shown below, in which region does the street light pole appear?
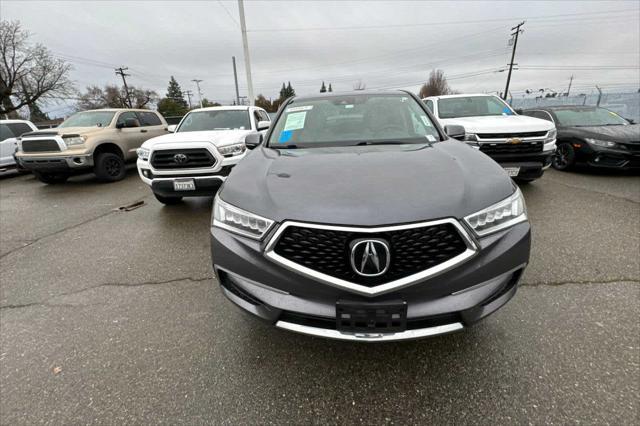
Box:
[192,79,204,108]
[232,56,240,106]
[238,0,255,106]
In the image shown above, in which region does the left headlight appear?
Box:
[213,195,274,240]
[585,138,617,148]
[136,147,150,161]
[63,135,86,147]
[464,187,527,236]
[217,143,246,157]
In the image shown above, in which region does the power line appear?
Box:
[248,8,638,32]
[217,0,239,26]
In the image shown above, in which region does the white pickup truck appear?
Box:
[423,94,556,182]
[137,105,271,204]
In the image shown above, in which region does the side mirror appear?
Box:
[444,124,466,140]
[245,132,263,149]
[167,124,177,133]
[257,120,271,131]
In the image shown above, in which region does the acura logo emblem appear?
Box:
[350,239,390,277]
[173,153,188,164]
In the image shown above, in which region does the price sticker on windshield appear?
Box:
[284,112,307,131]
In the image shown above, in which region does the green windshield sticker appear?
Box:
[284,111,307,131]
[286,105,313,113]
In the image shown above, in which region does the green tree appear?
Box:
[28,102,49,121]
[328,83,332,92]
[157,98,186,117]
[320,81,326,93]
[166,76,188,110]
[285,81,295,97]
[201,98,221,107]
[255,94,274,112]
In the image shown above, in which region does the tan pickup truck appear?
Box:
[16,109,168,183]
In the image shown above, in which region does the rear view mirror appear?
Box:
[167,125,177,133]
[245,132,263,149]
[444,125,465,140]
[257,120,271,131]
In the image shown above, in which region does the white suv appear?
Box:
[423,94,556,182]
[137,106,271,204]
[1,119,38,170]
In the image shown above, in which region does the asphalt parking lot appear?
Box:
[0,167,638,424]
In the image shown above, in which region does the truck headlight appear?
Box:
[63,135,86,146]
[213,195,274,240]
[585,138,617,148]
[464,187,527,236]
[545,128,557,142]
[217,143,246,157]
[136,147,150,161]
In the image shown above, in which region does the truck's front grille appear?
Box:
[477,131,548,139]
[21,139,60,153]
[150,149,216,169]
[480,141,544,155]
[272,223,468,287]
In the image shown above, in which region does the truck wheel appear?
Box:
[153,192,183,205]
[552,143,575,171]
[33,171,69,184]
[95,152,126,182]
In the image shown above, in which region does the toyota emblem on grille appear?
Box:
[350,239,391,277]
[173,153,188,164]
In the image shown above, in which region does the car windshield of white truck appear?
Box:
[554,107,629,127]
[438,96,514,119]
[177,110,251,132]
[58,111,115,128]
[267,94,440,148]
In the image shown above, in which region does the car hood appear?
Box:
[142,129,252,148]
[220,140,515,226]
[560,124,640,143]
[438,115,554,134]
[21,127,105,138]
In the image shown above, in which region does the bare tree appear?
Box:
[418,69,452,98]
[353,80,366,91]
[0,20,73,116]
[77,85,158,111]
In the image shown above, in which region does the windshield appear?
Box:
[438,96,514,119]
[553,107,629,127]
[267,94,440,148]
[177,110,251,132]
[59,111,115,128]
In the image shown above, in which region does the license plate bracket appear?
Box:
[173,179,196,191]
[336,300,407,333]
[503,166,521,177]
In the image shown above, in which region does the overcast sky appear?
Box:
[2,0,639,116]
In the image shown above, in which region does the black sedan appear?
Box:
[521,106,639,170]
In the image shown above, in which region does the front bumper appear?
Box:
[478,140,556,179]
[575,143,640,169]
[211,220,530,342]
[15,154,94,171]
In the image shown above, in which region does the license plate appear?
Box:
[173,179,195,191]
[336,300,407,333]
[504,167,520,177]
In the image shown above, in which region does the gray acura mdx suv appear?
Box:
[211,91,530,342]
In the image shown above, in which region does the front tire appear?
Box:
[94,152,126,182]
[33,171,69,184]
[553,143,575,171]
[153,192,183,205]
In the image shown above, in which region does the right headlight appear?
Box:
[545,128,557,142]
[136,147,150,161]
[464,187,527,236]
[585,138,617,148]
[213,195,274,240]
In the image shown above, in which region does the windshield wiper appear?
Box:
[272,144,298,149]
[355,140,415,146]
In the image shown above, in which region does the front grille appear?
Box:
[21,139,60,153]
[477,131,547,139]
[150,148,215,169]
[273,223,468,287]
[480,141,543,155]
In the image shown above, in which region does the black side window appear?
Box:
[117,112,139,126]
[138,112,162,126]
[7,123,33,136]
[0,124,14,140]
[258,110,270,122]
[253,110,262,126]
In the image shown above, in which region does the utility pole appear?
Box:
[192,79,204,108]
[566,75,574,96]
[184,90,193,109]
[503,21,525,101]
[238,0,255,106]
[232,56,240,106]
[115,66,132,108]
